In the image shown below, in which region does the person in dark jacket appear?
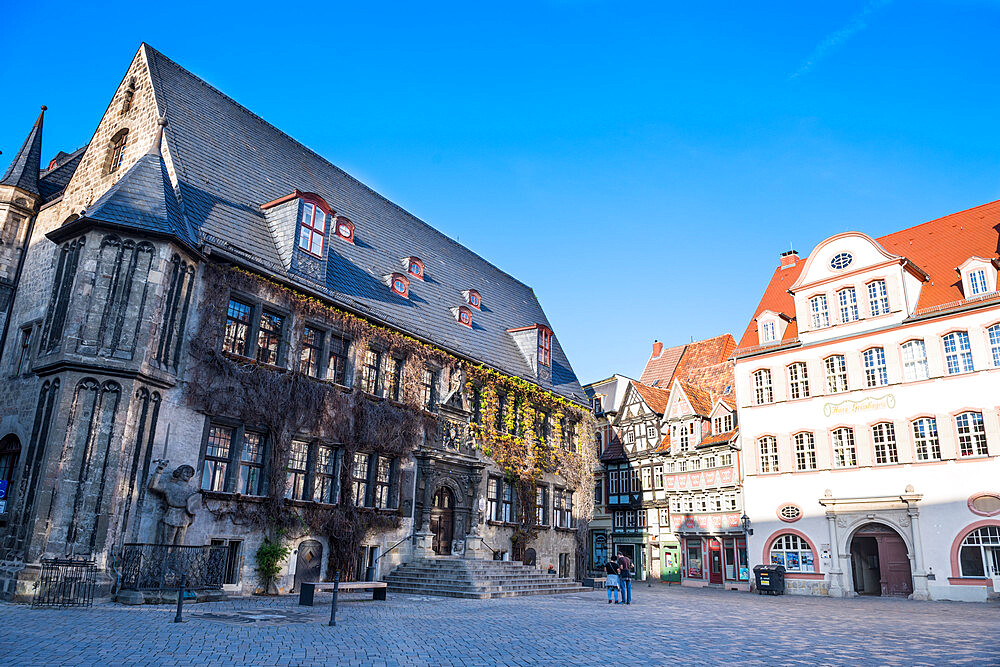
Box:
[604,559,620,604]
[616,551,633,605]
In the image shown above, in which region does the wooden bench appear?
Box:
[584,576,607,589]
[298,580,387,606]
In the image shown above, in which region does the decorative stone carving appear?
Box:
[147,462,199,545]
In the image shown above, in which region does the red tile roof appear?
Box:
[697,428,738,448]
[631,381,671,415]
[639,342,686,387]
[736,199,1000,353]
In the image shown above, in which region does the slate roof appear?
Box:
[38,147,86,203]
[85,151,184,238]
[735,199,1000,353]
[1,109,44,195]
[127,45,584,402]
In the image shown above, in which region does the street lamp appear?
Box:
[741,513,753,536]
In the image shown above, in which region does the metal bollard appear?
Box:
[174,574,186,623]
[328,571,340,626]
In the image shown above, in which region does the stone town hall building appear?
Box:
[0,44,593,599]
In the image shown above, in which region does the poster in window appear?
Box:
[739,566,749,580]
[770,552,785,568]
[785,552,800,570]
[801,552,815,572]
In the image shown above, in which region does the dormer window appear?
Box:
[455,306,473,327]
[334,216,355,243]
[387,273,409,298]
[760,320,776,343]
[970,269,988,295]
[466,289,482,310]
[404,257,424,280]
[957,257,997,297]
[298,201,327,257]
[537,326,552,367]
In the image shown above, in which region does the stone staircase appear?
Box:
[385,557,590,599]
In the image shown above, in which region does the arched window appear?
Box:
[758,436,778,473]
[958,526,1000,577]
[752,369,772,405]
[333,216,355,243]
[769,534,815,572]
[988,324,1000,367]
[943,332,974,374]
[901,340,929,381]
[456,306,473,327]
[0,434,21,484]
[467,289,482,310]
[787,362,810,399]
[824,355,848,393]
[388,273,409,298]
[108,129,129,173]
[406,257,424,279]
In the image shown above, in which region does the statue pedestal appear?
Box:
[412,531,436,559]
[464,534,485,560]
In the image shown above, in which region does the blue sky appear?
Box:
[3,1,999,384]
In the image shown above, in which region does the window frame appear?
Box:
[787,362,810,400]
[867,279,889,317]
[837,287,858,323]
[298,201,327,258]
[831,427,857,468]
[360,348,382,395]
[809,294,829,329]
[871,422,899,465]
[793,432,816,471]
[901,339,929,382]
[537,327,553,367]
[824,354,848,393]
[769,533,816,573]
[988,323,1000,368]
[912,417,942,461]
[298,324,325,377]
[752,369,773,405]
[863,347,888,387]
[943,331,974,375]
[969,268,988,296]
[955,411,988,457]
[199,419,270,495]
[107,129,129,173]
[758,436,778,473]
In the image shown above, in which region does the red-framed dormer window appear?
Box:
[537,326,552,367]
[334,216,355,243]
[389,273,409,298]
[467,289,482,310]
[457,306,473,328]
[406,257,424,280]
[298,201,327,257]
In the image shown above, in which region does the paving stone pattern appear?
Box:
[1,585,997,666]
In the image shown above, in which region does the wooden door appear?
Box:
[294,539,322,591]
[708,539,723,584]
[430,487,454,555]
[876,530,913,597]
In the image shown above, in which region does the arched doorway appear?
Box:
[430,487,454,555]
[850,523,912,597]
[293,539,323,592]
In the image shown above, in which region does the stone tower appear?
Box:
[0,107,44,340]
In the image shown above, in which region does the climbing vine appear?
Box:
[183,263,596,581]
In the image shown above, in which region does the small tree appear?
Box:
[255,535,291,594]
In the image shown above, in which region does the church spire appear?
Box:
[0,106,45,196]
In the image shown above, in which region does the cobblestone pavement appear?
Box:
[2,585,997,666]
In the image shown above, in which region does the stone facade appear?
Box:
[0,45,588,601]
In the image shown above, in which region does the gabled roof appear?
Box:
[681,361,736,409]
[630,381,671,415]
[1,108,44,195]
[129,45,584,402]
[736,199,1000,354]
[677,381,713,416]
[639,342,685,387]
[38,146,86,203]
[674,334,736,378]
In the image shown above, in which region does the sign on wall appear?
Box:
[823,394,895,418]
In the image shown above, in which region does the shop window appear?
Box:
[769,534,815,572]
[686,540,703,579]
[723,537,749,581]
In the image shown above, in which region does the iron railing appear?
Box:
[118,543,227,591]
[32,558,97,608]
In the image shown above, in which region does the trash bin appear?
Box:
[753,564,786,595]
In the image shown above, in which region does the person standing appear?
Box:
[616,550,633,605]
[604,558,620,604]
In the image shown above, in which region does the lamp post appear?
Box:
[741,513,753,536]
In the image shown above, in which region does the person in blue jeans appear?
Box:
[616,551,633,605]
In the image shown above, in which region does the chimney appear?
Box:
[652,340,663,358]
[780,249,799,267]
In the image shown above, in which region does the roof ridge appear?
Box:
[877,198,1000,243]
[141,44,540,295]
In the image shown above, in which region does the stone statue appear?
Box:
[148,462,199,545]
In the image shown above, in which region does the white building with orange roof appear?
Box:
[734,200,1000,602]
